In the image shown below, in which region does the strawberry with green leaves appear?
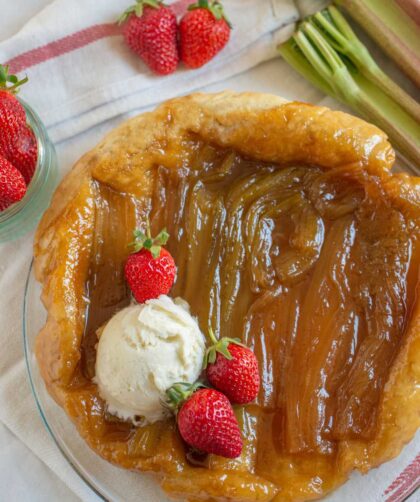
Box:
[125,223,176,303]
[119,0,179,75]
[179,0,231,69]
[0,65,37,185]
[204,329,260,404]
[0,65,28,159]
[0,65,27,119]
[167,382,243,459]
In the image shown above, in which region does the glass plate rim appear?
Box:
[22,259,105,501]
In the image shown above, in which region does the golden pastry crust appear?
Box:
[34,92,419,501]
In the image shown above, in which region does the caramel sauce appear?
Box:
[80,183,134,380]
[77,140,419,500]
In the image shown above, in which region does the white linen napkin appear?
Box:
[0,0,298,143]
[0,0,418,501]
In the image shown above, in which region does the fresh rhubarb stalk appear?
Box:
[279,37,335,97]
[278,20,420,170]
[334,0,420,87]
[311,6,420,123]
[395,0,420,25]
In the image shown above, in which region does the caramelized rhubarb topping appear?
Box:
[81,183,137,379]
[78,140,418,497]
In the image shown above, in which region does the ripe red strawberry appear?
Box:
[125,224,176,303]
[0,65,37,183]
[11,125,38,184]
[0,89,26,124]
[0,92,27,162]
[204,329,260,404]
[179,0,231,69]
[167,383,243,458]
[119,0,179,75]
[0,155,27,211]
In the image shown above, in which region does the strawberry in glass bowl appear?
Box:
[0,64,57,242]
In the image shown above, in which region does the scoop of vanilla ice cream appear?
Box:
[95,295,205,424]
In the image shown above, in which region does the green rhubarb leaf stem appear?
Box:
[300,22,361,106]
[313,6,420,123]
[278,40,335,97]
[363,64,420,124]
[353,88,420,167]
[334,0,420,87]
[278,9,420,172]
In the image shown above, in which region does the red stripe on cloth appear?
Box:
[4,0,190,73]
[384,454,420,502]
[5,23,121,73]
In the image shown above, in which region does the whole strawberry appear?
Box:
[204,329,260,404]
[119,0,179,75]
[0,65,29,162]
[125,223,176,303]
[12,125,38,184]
[167,383,243,458]
[180,0,231,69]
[0,155,27,211]
[0,89,26,124]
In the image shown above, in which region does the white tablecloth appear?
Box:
[0,2,418,501]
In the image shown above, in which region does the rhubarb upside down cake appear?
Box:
[34,92,420,501]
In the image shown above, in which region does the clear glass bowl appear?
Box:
[23,262,416,502]
[0,99,58,243]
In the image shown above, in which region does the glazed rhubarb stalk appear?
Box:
[286,216,358,453]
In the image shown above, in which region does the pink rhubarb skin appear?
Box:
[395,0,420,25]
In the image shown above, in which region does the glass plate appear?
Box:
[23,261,170,502]
[23,262,418,502]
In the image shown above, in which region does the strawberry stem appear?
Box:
[0,65,28,94]
[166,382,207,412]
[203,329,245,369]
[146,219,152,239]
[130,220,169,258]
[188,0,232,27]
[117,0,162,24]
[208,327,218,345]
